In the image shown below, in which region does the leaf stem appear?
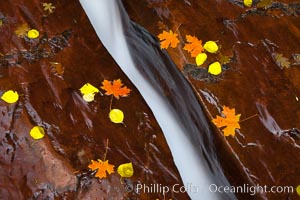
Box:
[174,23,182,33]
[103,138,109,161]
[239,114,258,123]
[109,95,113,111]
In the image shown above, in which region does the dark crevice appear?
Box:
[0,30,72,68]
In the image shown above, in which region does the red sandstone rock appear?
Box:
[0,1,189,199]
[122,0,300,199]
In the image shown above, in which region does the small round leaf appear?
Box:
[27,29,39,39]
[109,109,124,124]
[1,90,19,104]
[196,53,207,66]
[208,62,222,75]
[83,93,95,102]
[244,0,252,7]
[117,162,134,178]
[30,126,45,140]
[204,41,218,53]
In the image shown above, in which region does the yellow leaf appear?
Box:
[244,0,252,7]
[1,90,19,103]
[109,109,124,123]
[80,83,100,102]
[196,53,207,66]
[83,94,95,102]
[80,83,99,96]
[296,185,300,196]
[27,29,39,39]
[208,62,222,75]
[117,162,134,178]
[30,126,45,140]
[203,41,219,53]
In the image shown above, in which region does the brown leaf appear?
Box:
[218,54,231,65]
[43,3,55,13]
[257,0,272,8]
[292,54,300,65]
[15,23,30,37]
[50,62,64,76]
[157,21,168,30]
[273,53,290,68]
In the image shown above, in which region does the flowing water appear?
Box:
[80,0,225,199]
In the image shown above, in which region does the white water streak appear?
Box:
[80,1,220,199]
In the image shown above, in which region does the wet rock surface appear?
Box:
[0,0,189,199]
[122,0,300,199]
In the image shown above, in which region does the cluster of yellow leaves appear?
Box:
[184,35,221,75]
[101,79,131,99]
[157,30,224,75]
[79,79,131,124]
[212,106,241,137]
[88,160,134,179]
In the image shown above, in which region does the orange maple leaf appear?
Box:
[212,106,241,137]
[101,79,131,99]
[158,30,180,49]
[88,159,115,179]
[183,35,204,57]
